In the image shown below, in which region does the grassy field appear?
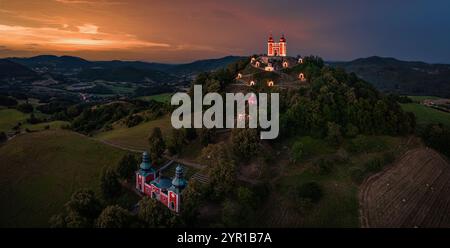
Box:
[401,103,450,127]
[290,136,336,159]
[259,135,408,227]
[23,121,70,131]
[0,109,29,133]
[0,130,130,227]
[407,95,441,103]
[95,115,172,151]
[138,93,173,103]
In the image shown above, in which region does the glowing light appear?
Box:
[299,73,306,81]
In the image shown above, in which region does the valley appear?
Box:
[0,54,449,228]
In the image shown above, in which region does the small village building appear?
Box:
[267,80,274,87]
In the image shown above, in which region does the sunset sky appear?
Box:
[0,0,449,63]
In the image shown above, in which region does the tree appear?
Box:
[116,154,137,180]
[207,154,236,198]
[199,128,215,147]
[200,143,235,198]
[200,143,228,166]
[100,167,122,200]
[16,103,33,113]
[291,141,304,162]
[65,211,92,228]
[345,123,359,138]
[27,112,42,124]
[49,213,66,228]
[65,189,102,220]
[50,189,103,227]
[0,95,18,107]
[184,128,197,141]
[221,199,242,227]
[148,127,165,161]
[179,179,203,226]
[0,132,7,143]
[138,197,174,227]
[237,186,256,209]
[296,182,323,203]
[420,124,450,157]
[95,205,134,228]
[231,128,260,162]
[326,122,343,146]
[167,128,185,155]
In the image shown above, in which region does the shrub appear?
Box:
[291,141,305,162]
[116,154,138,180]
[296,182,323,203]
[17,103,33,113]
[0,95,18,107]
[0,132,7,143]
[345,123,359,138]
[231,128,259,162]
[100,167,121,200]
[350,167,365,184]
[125,114,144,128]
[311,158,334,175]
[365,157,384,173]
[347,135,387,153]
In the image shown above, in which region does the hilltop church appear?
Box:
[235,34,307,87]
[267,34,287,57]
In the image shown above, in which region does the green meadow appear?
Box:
[401,103,450,127]
[95,115,172,151]
[0,130,130,227]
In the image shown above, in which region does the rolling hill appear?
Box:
[8,55,244,78]
[9,55,91,70]
[0,59,39,80]
[0,130,128,227]
[331,56,450,98]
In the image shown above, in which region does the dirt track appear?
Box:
[360,148,450,227]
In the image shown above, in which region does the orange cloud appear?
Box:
[77,24,98,34]
[0,24,170,51]
[54,0,124,5]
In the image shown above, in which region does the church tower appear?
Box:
[279,34,287,57]
[267,34,275,56]
[135,151,156,193]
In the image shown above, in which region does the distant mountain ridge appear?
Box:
[8,55,244,77]
[0,59,39,80]
[331,56,450,98]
